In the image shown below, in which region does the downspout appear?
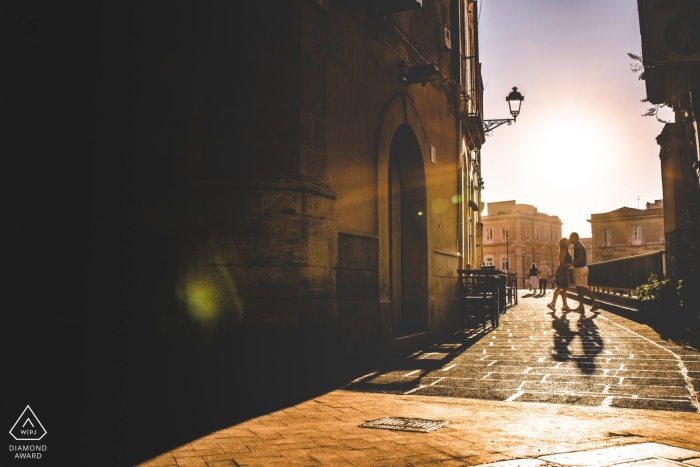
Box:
[456,0,466,269]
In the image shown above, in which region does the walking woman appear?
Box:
[529,263,539,293]
[547,238,573,311]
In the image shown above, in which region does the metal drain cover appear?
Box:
[360,417,449,433]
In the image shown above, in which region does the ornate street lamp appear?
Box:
[483,87,525,133]
[507,86,524,118]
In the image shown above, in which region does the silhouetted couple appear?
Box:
[547,232,600,312]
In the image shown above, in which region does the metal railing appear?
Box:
[588,251,666,292]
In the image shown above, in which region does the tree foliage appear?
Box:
[627,52,672,123]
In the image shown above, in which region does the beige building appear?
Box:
[480,201,562,287]
[588,200,665,263]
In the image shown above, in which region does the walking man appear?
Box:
[538,261,549,295]
[569,232,600,312]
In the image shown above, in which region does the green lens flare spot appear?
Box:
[185,280,219,323]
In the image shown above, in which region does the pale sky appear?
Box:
[478,0,672,238]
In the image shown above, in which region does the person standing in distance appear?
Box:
[538,261,549,295]
[569,232,600,312]
[529,263,539,294]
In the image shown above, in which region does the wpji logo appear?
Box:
[9,406,47,441]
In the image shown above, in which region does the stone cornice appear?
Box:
[482,214,562,223]
[589,213,664,223]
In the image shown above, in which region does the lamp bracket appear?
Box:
[483,118,514,134]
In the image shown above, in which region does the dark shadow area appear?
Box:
[548,310,574,362]
[345,322,497,395]
[576,311,603,374]
[566,291,700,351]
[111,325,384,467]
[645,317,700,351]
[2,2,99,465]
[595,306,700,352]
[547,310,603,374]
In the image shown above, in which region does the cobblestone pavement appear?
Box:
[133,291,700,467]
[134,389,700,467]
[346,291,700,413]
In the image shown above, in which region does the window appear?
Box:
[526,256,532,268]
[501,255,508,271]
[501,227,508,241]
[484,256,494,266]
[525,226,530,240]
[553,230,558,241]
[603,229,611,246]
[485,228,493,243]
[535,228,540,241]
[632,226,642,245]
[545,229,550,242]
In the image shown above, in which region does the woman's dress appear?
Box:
[555,251,572,288]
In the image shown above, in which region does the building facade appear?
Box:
[96,0,494,362]
[480,201,562,287]
[588,200,665,263]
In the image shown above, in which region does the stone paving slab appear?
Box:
[135,389,700,466]
[536,442,700,467]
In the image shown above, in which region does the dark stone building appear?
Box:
[94,0,487,359]
[636,0,700,322]
[20,1,487,463]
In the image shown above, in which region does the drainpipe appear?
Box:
[456,0,466,269]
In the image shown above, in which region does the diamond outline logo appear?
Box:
[9,406,47,441]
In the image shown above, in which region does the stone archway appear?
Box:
[389,124,428,337]
[378,94,433,341]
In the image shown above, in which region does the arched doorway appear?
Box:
[389,124,428,337]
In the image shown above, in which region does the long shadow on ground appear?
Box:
[94,323,386,467]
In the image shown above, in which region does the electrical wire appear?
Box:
[382,14,470,100]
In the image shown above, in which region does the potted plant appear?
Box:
[636,273,683,315]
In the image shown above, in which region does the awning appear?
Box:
[468,200,479,211]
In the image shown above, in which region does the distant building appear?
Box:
[480,201,563,287]
[588,200,665,263]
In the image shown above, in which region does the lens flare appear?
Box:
[181,254,245,325]
[185,278,219,324]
